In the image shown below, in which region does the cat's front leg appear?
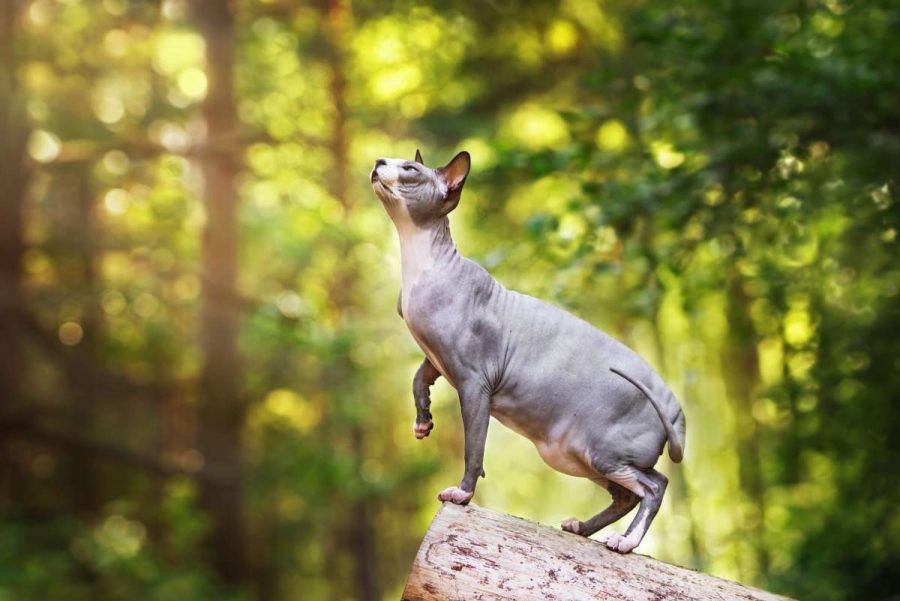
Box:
[412,357,440,439]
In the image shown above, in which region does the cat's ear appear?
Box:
[437,151,470,215]
[414,148,424,164]
[439,151,470,189]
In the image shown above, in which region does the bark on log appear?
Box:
[403,503,791,601]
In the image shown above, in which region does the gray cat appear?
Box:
[370,150,686,553]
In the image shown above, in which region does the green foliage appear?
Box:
[0,481,243,601]
[480,2,900,598]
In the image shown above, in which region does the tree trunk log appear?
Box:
[402,503,790,601]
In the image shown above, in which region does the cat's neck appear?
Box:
[395,217,458,312]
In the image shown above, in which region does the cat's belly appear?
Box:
[534,439,597,478]
[492,405,597,478]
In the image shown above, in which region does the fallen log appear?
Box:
[402,503,790,601]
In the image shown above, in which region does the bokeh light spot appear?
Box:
[104,188,130,215]
[652,141,685,169]
[595,120,629,152]
[58,322,84,346]
[134,293,160,318]
[177,67,208,100]
[154,31,205,76]
[28,130,61,163]
[260,389,322,433]
[546,20,578,55]
[505,104,570,150]
[102,150,130,175]
[102,291,127,316]
[276,291,305,318]
[104,29,130,56]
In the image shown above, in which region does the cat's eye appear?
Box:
[402,164,418,172]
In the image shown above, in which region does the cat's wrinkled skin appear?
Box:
[371,150,686,553]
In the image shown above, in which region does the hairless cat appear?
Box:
[370,150,686,553]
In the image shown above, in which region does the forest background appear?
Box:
[1,0,898,599]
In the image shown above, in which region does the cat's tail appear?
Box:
[609,366,686,463]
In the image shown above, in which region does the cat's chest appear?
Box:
[406,321,453,386]
[400,256,432,318]
[403,283,456,387]
[395,225,463,386]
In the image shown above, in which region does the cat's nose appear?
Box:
[371,158,387,183]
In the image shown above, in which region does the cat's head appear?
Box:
[370,149,470,228]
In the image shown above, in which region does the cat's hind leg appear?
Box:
[603,467,668,554]
[561,478,639,537]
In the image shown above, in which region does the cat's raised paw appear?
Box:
[414,420,433,439]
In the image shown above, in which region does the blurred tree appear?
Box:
[191,0,248,584]
[0,0,28,506]
[321,1,379,598]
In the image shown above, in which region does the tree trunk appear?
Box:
[723,273,769,578]
[403,503,790,601]
[191,0,247,584]
[322,1,379,599]
[66,170,100,514]
[0,0,28,509]
[641,217,703,568]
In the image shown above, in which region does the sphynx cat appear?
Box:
[370,150,686,553]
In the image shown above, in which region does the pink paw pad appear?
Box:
[604,533,638,554]
[414,420,433,439]
[561,518,582,534]
[437,486,473,505]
